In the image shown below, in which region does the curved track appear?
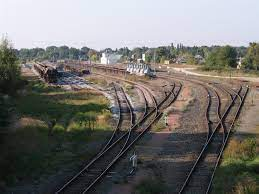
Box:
[55,83,135,194]
[55,74,181,193]
[157,73,248,194]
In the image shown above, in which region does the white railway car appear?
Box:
[126,63,156,77]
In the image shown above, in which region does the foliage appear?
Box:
[203,46,237,70]
[17,46,97,62]
[16,42,250,67]
[0,97,13,128]
[74,111,97,130]
[0,80,113,187]
[212,138,259,194]
[224,138,256,161]
[242,42,259,70]
[135,178,166,194]
[0,37,22,94]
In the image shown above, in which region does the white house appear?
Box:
[100,53,121,65]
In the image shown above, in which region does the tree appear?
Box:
[0,37,21,94]
[217,46,237,68]
[46,46,59,61]
[75,112,97,131]
[69,47,80,60]
[58,46,69,59]
[205,46,237,70]
[242,43,259,70]
[80,47,90,60]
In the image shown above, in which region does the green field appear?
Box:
[0,79,113,188]
[212,137,259,194]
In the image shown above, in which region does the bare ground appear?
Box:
[94,81,208,194]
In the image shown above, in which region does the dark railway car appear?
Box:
[34,63,59,83]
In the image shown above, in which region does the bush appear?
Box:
[232,176,258,194]
[224,138,256,161]
[135,178,166,194]
[0,37,21,95]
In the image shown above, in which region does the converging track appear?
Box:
[55,66,248,194]
[157,72,248,194]
[55,74,181,194]
[160,73,248,194]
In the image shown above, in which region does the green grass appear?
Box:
[152,115,166,132]
[86,76,108,86]
[0,80,113,187]
[212,138,259,194]
[198,66,259,77]
[135,178,166,194]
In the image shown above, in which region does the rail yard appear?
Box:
[7,61,250,194]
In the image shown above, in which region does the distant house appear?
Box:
[100,53,121,65]
[176,56,187,64]
[164,59,174,65]
[237,57,243,69]
[194,55,205,64]
[142,54,146,62]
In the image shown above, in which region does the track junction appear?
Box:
[41,62,249,194]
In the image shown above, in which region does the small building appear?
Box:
[237,57,243,69]
[176,56,187,64]
[100,53,121,65]
[194,55,205,64]
[142,54,146,62]
[164,59,174,65]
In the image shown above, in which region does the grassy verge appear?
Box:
[86,76,108,87]
[135,178,166,194]
[197,66,259,77]
[212,137,259,194]
[152,114,166,132]
[0,79,113,188]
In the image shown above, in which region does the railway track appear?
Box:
[206,85,249,193]
[59,67,248,194]
[177,85,248,194]
[55,83,135,194]
[55,75,181,193]
[157,73,248,194]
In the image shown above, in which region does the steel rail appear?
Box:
[82,77,182,193]
[55,83,135,194]
[55,79,166,193]
[205,86,249,194]
[98,83,122,155]
[178,86,242,194]
[135,86,148,122]
[156,73,243,194]
[158,75,220,143]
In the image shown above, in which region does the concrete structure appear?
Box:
[126,63,155,77]
[100,53,121,65]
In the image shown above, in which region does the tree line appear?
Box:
[13,42,259,71]
[16,46,99,62]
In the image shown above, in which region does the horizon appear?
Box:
[1,0,259,50]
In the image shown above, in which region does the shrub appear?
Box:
[224,138,256,161]
[0,37,22,95]
[135,178,166,194]
[232,176,258,194]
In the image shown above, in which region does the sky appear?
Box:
[1,0,259,50]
